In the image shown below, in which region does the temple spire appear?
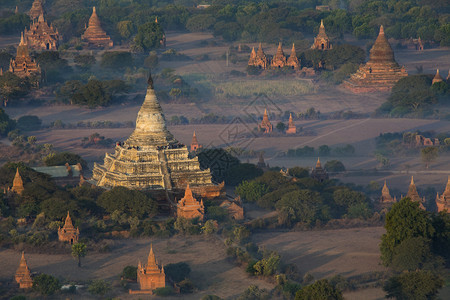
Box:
[316,157,321,168]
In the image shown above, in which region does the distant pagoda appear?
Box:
[248,43,268,69]
[343,26,408,93]
[380,180,396,204]
[258,109,273,133]
[81,7,113,48]
[58,211,79,244]
[271,42,287,68]
[9,33,41,79]
[432,69,444,85]
[311,158,328,182]
[177,184,204,221]
[28,0,44,20]
[25,14,60,51]
[92,74,222,197]
[12,168,25,195]
[406,176,426,210]
[131,244,165,294]
[286,44,300,70]
[311,20,332,50]
[15,252,33,289]
[436,177,450,213]
[286,113,296,134]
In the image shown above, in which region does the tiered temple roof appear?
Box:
[248,43,268,69]
[406,176,426,210]
[81,7,113,48]
[343,26,407,93]
[58,211,79,244]
[12,168,24,195]
[177,184,204,220]
[9,33,41,78]
[436,177,450,213]
[286,44,300,70]
[271,42,287,68]
[25,14,60,50]
[28,0,44,20]
[380,180,396,204]
[135,244,165,292]
[190,131,202,152]
[311,158,329,182]
[286,113,296,134]
[15,252,33,289]
[93,74,220,195]
[311,20,332,50]
[432,69,444,85]
[258,109,273,133]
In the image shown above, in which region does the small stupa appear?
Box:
[81,7,113,48]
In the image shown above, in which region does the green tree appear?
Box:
[164,262,191,283]
[288,167,309,178]
[421,147,439,169]
[100,51,133,70]
[276,122,286,133]
[117,20,135,39]
[0,72,31,106]
[235,180,268,202]
[318,145,331,156]
[32,274,61,295]
[122,265,137,281]
[324,160,345,172]
[98,187,158,218]
[88,279,110,295]
[74,54,96,71]
[276,190,323,224]
[380,198,434,266]
[144,51,159,69]
[0,108,16,136]
[72,242,87,267]
[391,237,444,272]
[384,270,443,300]
[133,22,165,52]
[295,279,344,300]
[16,115,42,131]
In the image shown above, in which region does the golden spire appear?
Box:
[155,16,158,23]
[20,32,25,45]
[379,25,384,35]
[316,157,322,168]
[12,168,24,195]
[410,176,414,186]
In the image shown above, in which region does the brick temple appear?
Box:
[92,74,222,198]
[311,20,332,50]
[15,252,33,289]
[130,244,166,294]
[436,177,450,213]
[258,109,273,133]
[81,7,113,48]
[406,176,426,210]
[380,180,396,204]
[25,14,60,50]
[248,43,299,70]
[343,26,408,93]
[286,113,296,134]
[9,33,41,79]
[58,211,79,244]
[177,184,205,221]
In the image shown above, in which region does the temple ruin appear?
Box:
[25,14,60,51]
[311,20,332,50]
[81,7,113,48]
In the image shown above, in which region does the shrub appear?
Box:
[88,279,110,296]
[154,286,174,296]
[165,262,191,283]
[33,274,61,296]
[122,266,137,281]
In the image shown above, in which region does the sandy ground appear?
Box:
[1,236,275,299]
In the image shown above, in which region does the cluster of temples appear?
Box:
[92,74,222,198]
[248,43,300,70]
[343,26,408,93]
[81,7,113,48]
[379,176,450,212]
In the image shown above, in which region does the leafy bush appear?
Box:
[16,115,42,131]
[164,262,191,283]
[122,265,137,281]
[88,279,110,296]
[154,286,174,296]
[33,274,61,296]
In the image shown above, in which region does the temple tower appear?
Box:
[134,244,166,293]
[258,109,273,133]
[311,20,332,50]
[28,0,44,20]
[190,131,202,152]
[271,42,286,68]
[257,152,267,169]
[177,184,205,220]
[380,180,395,203]
[432,69,444,85]
[436,177,450,213]
[248,43,268,69]
[15,252,33,288]
[9,33,41,79]
[311,158,329,182]
[12,168,25,195]
[343,26,408,93]
[25,14,60,51]
[406,176,426,210]
[92,74,221,197]
[286,44,300,70]
[58,211,79,244]
[81,7,113,48]
[286,113,296,134]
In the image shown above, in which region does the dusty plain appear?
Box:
[1,32,450,299]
